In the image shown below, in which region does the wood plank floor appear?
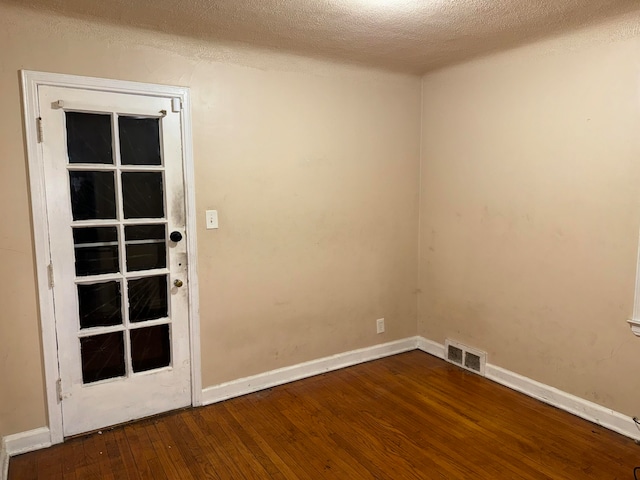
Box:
[9,351,640,479]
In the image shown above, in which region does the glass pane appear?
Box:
[78,281,122,328]
[128,275,168,322]
[121,172,164,219]
[66,112,113,165]
[73,227,119,276]
[69,171,117,220]
[80,332,125,383]
[119,116,162,166]
[125,225,166,271]
[131,324,171,373]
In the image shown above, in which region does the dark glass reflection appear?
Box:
[119,116,162,166]
[69,171,117,220]
[80,332,125,383]
[73,227,119,276]
[121,172,164,219]
[78,281,122,328]
[131,324,171,373]
[66,112,113,164]
[125,225,166,271]
[128,275,168,322]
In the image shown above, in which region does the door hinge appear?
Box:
[37,117,44,143]
[171,97,182,112]
[56,378,63,402]
[47,262,54,288]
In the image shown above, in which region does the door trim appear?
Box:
[20,70,201,444]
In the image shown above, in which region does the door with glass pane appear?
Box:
[38,85,191,437]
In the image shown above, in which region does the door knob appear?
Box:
[170,231,183,242]
[174,279,184,288]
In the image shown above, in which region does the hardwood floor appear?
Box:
[9,351,640,479]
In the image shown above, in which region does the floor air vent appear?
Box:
[444,340,486,376]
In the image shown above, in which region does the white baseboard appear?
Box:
[417,336,445,358]
[416,336,640,442]
[201,337,420,405]
[1,427,51,480]
[4,427,51,456]
[1,440,7,480]
[484,364,640,441]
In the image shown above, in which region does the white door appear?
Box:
[38,85,191,437]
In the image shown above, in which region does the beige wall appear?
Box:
[0,4,421,439]
[5,0,639,444]
[419,12,640,416]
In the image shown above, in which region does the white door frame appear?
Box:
[21,70,202,444]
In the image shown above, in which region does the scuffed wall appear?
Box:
[419,11,640,416]
[0,3,421,438]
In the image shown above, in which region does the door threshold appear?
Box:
[63,406,193,441]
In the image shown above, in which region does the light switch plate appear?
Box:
[206,210,218,229]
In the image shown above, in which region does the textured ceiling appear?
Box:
[6,0,640,73]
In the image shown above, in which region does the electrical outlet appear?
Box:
[376,318,385,334]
